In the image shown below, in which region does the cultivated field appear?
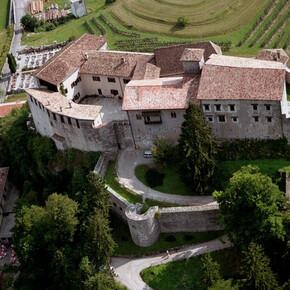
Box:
[22,0,289,58]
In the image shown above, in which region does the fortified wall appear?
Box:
[107,186,221,247]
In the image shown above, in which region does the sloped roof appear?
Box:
[154,41,221,77]
[123,77,198,111]
[197,55,285,101]
[26,89,101,120]
[80,51,154,79]
[180,48,204,62]
[257,49,289,65]
[34,34,107,86]
[143,63,161,80]
[0,102,25,118]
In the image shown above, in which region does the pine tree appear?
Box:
[242,243,279,290]
[202,253,221,287]
[7,53,17,74]
[178,102,216,193]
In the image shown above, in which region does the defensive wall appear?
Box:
[106,185,221,247]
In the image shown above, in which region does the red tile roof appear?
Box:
[0,168,9,203]
[79,51,154,79]
[154,41,221,77]
[0,102,25,118]
[180,48,204,62]
[34,34,107,86]
[122,77,198,111]
[197,55,285,101]
[257,49,289,65]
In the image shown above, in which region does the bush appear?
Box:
[176,16,187,28]
[184,234,194,241]
[7,53,17,74]
[151,137,177,166]
[21,14,40,31]
[105,0,115,4]
[145,169,165,188]
[164,235,176,243]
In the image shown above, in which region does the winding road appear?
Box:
[117,149,215,206]
[111,236,232,290]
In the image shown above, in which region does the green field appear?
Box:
[0,0,10,30]
[21,0,290,58]
[141,248,241,290]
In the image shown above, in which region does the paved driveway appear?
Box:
[111,236,232,290]
[117,149,215,206]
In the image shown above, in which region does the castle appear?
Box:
[25,34,290,154]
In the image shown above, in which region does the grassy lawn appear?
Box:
[218,159,290,189]
[135,164,196,196]
[0,0,10,30]
[141,248,242,290]
[111,214,224,255]
[4,93,27,103]
[287,84,290,102]
[104,161,178,209]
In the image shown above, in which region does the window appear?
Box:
[136,114,142,120]
[142,111,162,124]
[108,77,115,83]
[76,119,80,128]
[65,88,68,94]
[265,104,271,111]
[53,113,56,121]
[218,115,226,123]
[110,89,118,96]
[171,112,176,118]
[215,104,221,112]
[267,117,272,123]
[254,116,259,122]
[92,76,100,81]
[228,104,236,112]
[203,104,210,112]
[252,104,258,111]
[67,117,72,125]
[47,110,50,118]
[123,79,130,84]
[73,92,80,101]
[231,116,238,123]
[60,115,65,124]
[206,116,214,123]
[30,96,33,103]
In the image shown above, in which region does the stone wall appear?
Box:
[159,204,221,233]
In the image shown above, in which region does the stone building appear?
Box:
[26,34,289,152]
[70,0,87,18]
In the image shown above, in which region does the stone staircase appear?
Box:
[94,154,111,178]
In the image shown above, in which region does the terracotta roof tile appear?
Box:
[197,55,285,101]
[122,77,199,110]
[154,41,221,77]
[34,34,107,86]
[143,63,161,80]
[25,89,101,120]
[0,102,25,118]
[257,49,289,65]
[80,51,154,79]
[180,48,204,62]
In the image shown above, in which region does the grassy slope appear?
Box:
[0,0,9,30]
[111,214,223,255]
[141,248,241,290]
[4,93,27,103]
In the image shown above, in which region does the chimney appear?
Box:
[84,53,88,61]
[121,57,125,64]
[68,100,72,108]
[59,106,62,112]
[46,101,50,106]
[277,50,280,59]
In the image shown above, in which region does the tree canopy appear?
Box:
[213,165,286,248]
[178,102,216,193]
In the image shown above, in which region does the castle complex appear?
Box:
[25,34,290,153]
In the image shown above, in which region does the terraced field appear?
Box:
[108,0,269,38]
[22,0,290,58]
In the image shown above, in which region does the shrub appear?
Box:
[184,234,194,241]
[7,53,17,74]
[164,235,176,243]
[154,210,162,219]
[145,169,165,188]
[105,0,115,4]
[176,16,187,28]
[21,14,40,31]
[151,137,177,166]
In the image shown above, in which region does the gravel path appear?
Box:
[117,149,215,206]
[111,236,232,290]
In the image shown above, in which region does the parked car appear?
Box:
[143,150,153,158]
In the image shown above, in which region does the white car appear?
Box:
[143,150,153,158]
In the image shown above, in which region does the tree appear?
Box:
[178,102,216,192]
[176,16,187,28]
[151,137,176,165]
[84,209,116,267]
[7,53,16,74]
[242,243,278,289]
[214,165,286,248]
[208,279,238,290]
[20,14,40,31]
[84,272,126,290]
[202,253,221,287]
